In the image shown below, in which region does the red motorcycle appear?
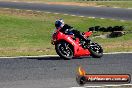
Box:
[51,28,103,60]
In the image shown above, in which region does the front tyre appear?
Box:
[55,41,73,60]
[89,43,103,58]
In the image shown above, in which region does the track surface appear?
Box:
[0,53,131,88]
[0,2,132,88]
[0,1,132,20]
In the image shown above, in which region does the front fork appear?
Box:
[80,38,91,49]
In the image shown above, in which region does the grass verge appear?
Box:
[0,8,132,56]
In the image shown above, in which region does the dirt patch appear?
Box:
[0,47,53,54]
[102,40,132,49]
[0,8,45,18]
[46,2,97,7]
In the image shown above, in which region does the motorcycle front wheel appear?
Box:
[55,41,73,60]
[89,42,103,58]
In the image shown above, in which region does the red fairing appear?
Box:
[51,26,103,59]
[84,31,92,38]
[52,29,91,57]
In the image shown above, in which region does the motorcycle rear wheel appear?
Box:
[55,41,73,60]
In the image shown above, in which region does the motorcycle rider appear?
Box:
[55,19,90,43]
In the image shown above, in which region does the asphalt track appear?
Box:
[0,1,132,20]
[0,1,132,88]
[0,53,131,88]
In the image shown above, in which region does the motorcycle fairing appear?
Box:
[55,32,91,57]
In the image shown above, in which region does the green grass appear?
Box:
[0,8,131,56]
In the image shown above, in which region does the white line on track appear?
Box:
[122,84,132,85]
[54,13,59,14]
[11,1,18,3]
[1,8,128,22]
[120,20,126,22]
[71,15,76,16]
[128,8,132,9]
[113,7,120,8]
[79,16,85,18]
[0,52,131,59]
[70,87,84,88]
[71,84,132,88]
[11,0,32,4]
[85,86,102,88]
[2,1,132,10]
[100,18,105,19]
[70,86,102,88]
[104,52,132,54]
[105,85,122,87]
[63,14,69,15]
[0,55,58,59]
[88,17,95,19]
[2,8,10,10]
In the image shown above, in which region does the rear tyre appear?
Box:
[55,41,73,60]
[89,43,103,58]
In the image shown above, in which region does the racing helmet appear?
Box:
[55,19,64,28]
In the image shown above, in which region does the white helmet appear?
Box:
[55,19,64,28]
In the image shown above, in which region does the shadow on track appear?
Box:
[21,56,92,60]
[24,56,61,60]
